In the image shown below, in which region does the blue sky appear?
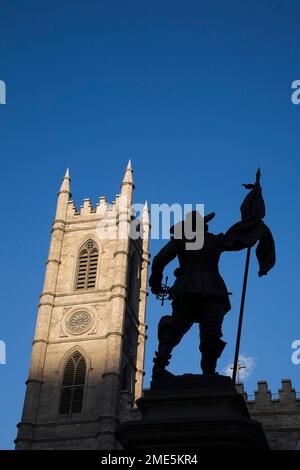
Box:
[0,0,300,449]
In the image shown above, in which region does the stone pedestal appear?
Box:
[116,374,269,450]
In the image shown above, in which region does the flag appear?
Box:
[223,176,276,277]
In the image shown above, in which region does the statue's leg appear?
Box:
[199,300,227,375]
[152,305,192,379]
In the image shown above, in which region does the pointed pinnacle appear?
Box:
[142,200,150,224]
[121,159,134,186]
[59,168,71,193]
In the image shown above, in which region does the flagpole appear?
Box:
[232,246,252,384]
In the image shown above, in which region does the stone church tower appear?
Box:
[15,162,150,450]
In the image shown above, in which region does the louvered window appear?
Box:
[76,240,99,290]
[59,351,86,415]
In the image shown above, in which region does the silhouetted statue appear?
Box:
[149,173,275,379]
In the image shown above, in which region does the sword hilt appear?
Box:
[155,276,170,306]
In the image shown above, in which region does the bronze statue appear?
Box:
[149,171,275,379]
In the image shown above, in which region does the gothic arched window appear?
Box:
[75,240,99,290]
[59,351,86,415]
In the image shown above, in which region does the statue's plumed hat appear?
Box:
[170,210,215,234]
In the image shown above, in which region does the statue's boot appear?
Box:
[200,338,227,375]
[152,315,182,380]
[152,344,173,379]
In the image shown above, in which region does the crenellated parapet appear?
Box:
[236,379,300,450]
[236,379,300,407]
[66,196,127,219]
[55,160,135,223]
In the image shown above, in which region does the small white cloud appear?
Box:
[223,354,257,382]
